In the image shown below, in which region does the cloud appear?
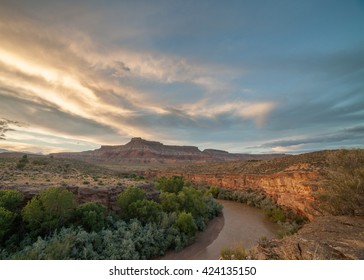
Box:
[181,100,277,128]
[0,118,24,140]
[257,125,364,152]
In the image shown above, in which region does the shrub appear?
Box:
[175,211,197,237]
[22,187,77,235]
[207,186,220,198]
[277,221,300,237]
[0,207,15,241]
[220,243,247,260]
[75,202,107,232]
[156,176,185,193]
[8,218,184,260]
[265,207,286,223]
[117,186,145,219]
[16,155,29,169]
[127,199,163,224]
[0,190,24,211]
[159,192,180,212]
[178,186,208,218]
[129,174,145,181]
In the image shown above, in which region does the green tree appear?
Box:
[0,190,24,211]
[156,176,185,193]
[0,190,24,243]
[159,192,180,213]
[175,211,197,237]
[0,207,15,241]
[207,186,220,198]
[22,187,77,235]
[128,199,162,224]
[178,186,208,218]
[117,186,145,219]
[75,202,107,232]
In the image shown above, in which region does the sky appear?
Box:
[0,0,363,154]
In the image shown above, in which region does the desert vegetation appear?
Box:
[0,176,222,259]
[317,149,364,216]
[220,243,247,260]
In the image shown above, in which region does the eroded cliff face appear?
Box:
[145,170,321,220]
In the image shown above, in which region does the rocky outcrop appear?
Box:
[51,137,286,164]
[145,170,321,220]
[249,216,364,260]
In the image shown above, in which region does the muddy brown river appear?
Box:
[161,200,279,260]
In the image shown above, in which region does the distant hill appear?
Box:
[51,137,286,164]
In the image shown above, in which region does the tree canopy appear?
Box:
[22,187,76,235]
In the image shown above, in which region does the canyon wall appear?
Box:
[145,170,321,220]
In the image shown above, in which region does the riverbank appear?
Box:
[161,200,279,260]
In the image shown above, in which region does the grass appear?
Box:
[220,243,247,260]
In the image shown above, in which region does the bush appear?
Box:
[160,192,180,212]
[0,190,24,211]
[8,218,184,260]
[16,155,29,169]
[117,186,146,219]
[220,243,247,260]
[207,186,220,198]
[127,199,163,224]
[178,186,208,218]
[0,207,15,241]
[265,207,286,223]
[156,176,185,193]
[175,211,197,237]
[22,187,77,235]
[75,202,107,232]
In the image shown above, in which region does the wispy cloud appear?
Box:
[254,126,364,153]
[0,118,24,140]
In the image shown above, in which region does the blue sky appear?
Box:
[0,0,363,154]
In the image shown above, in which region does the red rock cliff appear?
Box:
[145,170,321,220]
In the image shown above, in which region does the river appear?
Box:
[161,200,279,260]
